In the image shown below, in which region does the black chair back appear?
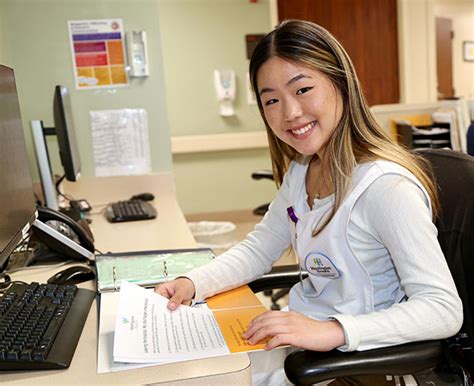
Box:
[418,149,474,375]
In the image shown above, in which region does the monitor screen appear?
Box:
[54,86,81,182]
[0,65,37,271]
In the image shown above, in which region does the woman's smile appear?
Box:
[288,120,317,138]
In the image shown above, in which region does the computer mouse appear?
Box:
[47,265,96,285]
[130,192,155,201]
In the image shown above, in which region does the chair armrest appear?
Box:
[248,264,307,293]
[249,267,445,384]
[284,340,443,385]
[251,170,274,181]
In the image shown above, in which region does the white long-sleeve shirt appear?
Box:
[186,160,462,351]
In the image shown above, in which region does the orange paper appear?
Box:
[206,285,270,352]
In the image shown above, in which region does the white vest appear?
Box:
[287,160,431,320]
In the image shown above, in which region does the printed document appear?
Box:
[114,281,229,363]
[112,281,269,367]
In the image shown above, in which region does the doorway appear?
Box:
[436,17,455,99]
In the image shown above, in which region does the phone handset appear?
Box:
[32,206,95,262]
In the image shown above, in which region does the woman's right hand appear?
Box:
[154,277,196,310]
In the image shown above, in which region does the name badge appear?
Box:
[304,252,340,279]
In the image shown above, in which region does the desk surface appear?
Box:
[4,173,251,385]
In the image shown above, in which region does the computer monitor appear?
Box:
[1,69,93,270]
[54,85,81,182]
[0,65,37,271]
[31,85,81,209]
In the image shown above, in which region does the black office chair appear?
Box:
[251,169,275,216]
[249,149,474,385]
[467,121,474,156]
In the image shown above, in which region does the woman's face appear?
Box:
[257,56,343,158]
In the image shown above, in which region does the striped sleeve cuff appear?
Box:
[182,270,209,304]
[330,314,361,352]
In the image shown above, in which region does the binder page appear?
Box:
[95,249,214,292]
[113,281,230,363]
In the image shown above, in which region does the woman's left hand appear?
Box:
[242,310,345,351]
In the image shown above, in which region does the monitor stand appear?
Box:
[30,120,58,210]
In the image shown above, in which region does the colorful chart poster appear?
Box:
[68,19,128,89]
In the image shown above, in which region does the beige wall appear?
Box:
[398,0,437,103]
[433,0,474,99]
[398,0,474,103]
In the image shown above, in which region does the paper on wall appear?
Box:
[90,109,151,177]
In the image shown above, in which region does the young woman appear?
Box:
[155,20,462,384]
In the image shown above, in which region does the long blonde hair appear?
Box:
[249,20,439,235]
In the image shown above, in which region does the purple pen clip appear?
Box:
[287,206,298,224]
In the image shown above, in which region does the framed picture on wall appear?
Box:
[463,41,474,62]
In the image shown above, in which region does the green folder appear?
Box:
[95,248,215,292]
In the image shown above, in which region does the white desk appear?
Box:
[4,173,251,385]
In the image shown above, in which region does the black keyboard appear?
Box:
[105,200,157,223]
[0,282,94,370]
